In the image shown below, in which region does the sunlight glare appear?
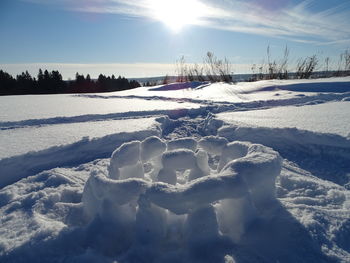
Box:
[147,0,205,32]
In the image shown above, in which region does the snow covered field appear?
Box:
[218,101,350,137]
[0,77,350,263]
[0,118,157,159]
[0,94,200,122]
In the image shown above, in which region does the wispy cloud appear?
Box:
[24,0,350,45]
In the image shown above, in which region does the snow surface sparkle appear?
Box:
[0,77,350,263]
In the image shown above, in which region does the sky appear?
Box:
[0,0,350,79]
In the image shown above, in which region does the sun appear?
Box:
[147,0,205,32]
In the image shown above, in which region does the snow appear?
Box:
[3,136,283,262]
[0,94,200,122]
[116,76,350,103]
[140,136,166,161]
[110,141,141,168]
[0,129,159,188]
[218,141,250,171]
[0,118,157,160]
[167,137,198,151]
[1,77,350,263]
[218,101,350,137]
[198,136,229,155]
[161,149,197,170]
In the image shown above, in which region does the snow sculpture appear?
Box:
[140,136,166,162]
[158,148,210,184]
[147,172,248,214]
[198,136,228,155]
[222,144,282,209]
[185,204,220,243]
[188,150,210,181]
[109,137,167,181]
[161,149,197,170]
[108,140,141,180]
[82,135,282,259]
[167,137,197,151]
[217,141,249,172]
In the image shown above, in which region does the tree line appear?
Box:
[0,69,141,95]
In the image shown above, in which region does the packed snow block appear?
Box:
[167,138,198,152]
[198,136,229,155]
[82,171,149,220]
[157,168,177,185]
[184,204,219,242]
[140,136,166,161]
[223,143,282,208]
[119,161,145,180]
[91,173,149,205]
[217,141,250,172]
[110,140,141,169]
[107,162,120,180]
[216,197,257,242]
[188,167,207,182]
[195,150,210,174]
[161,149,197,170]
[146,172,249,215]
[189,150,210,181]
[147,155,163,181]
[135,195,167,244]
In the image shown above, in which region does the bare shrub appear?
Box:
[176,52,233,83]
[203,52,233,82]
[163,74,171,84]
[266,45,289,80]
[250,63,264,81]
[296,55,318,79]
[336,49,350,76]
[176,56,188,82]
[250,46,289,81]
[323,57,330,78]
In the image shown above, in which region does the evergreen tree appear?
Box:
[16,71,35,94]
[0,70,16,95]
[0,69,140,95]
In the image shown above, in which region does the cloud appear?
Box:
[23,0,350,45]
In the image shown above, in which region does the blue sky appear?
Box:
[1,0,350,78]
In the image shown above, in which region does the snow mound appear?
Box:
[81,136,282,261]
